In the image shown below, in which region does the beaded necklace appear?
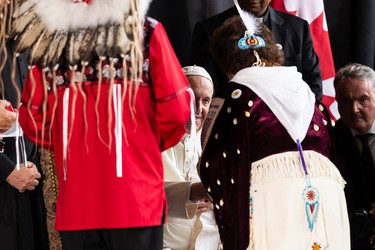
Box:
[297,139,320,232]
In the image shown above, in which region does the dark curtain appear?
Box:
[148,0,233,66]
[148,0,190,66]
[325,0,375,70]
[149,0,375,70]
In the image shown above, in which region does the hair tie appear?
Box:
[238,32,265,50]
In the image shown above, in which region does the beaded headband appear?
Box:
[238,31,265,50]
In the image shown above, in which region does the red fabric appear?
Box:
[19,20,191,230]
[149,21,191,151]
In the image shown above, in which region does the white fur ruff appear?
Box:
[32,0,152,31]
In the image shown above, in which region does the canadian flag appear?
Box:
[270,0,339,119]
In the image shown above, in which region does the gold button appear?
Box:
[313,124,319,131]
[220,199,224,206]
[231,89,242,99]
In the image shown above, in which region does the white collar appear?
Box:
[230,66,315,143]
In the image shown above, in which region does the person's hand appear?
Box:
[0,100,16,133]
[6,162,41,192]
[197,200,214,213]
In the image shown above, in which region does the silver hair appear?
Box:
[334,63,375,92]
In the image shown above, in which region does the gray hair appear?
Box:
[334,63,375,92]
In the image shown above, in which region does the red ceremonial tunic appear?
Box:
[18,17,191,231]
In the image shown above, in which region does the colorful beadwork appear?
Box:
[310,236,326,250]
[238,34,265,50]
[297,139,320,232]
[303,186,320,205]
[303,186,320,232]
[311,242,322,250]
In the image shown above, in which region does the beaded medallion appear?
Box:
[302,185,320,232]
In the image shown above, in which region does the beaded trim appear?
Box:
[297,140,320,232]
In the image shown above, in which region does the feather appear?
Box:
[8,4,37,37]
[106,24,116,58]
[12,0,34,19]
[95,25,107,59]
[43,31,68,69]
[117,23,130,57]
[66,30,85,66]
[106,23,129,58]
[66,28,99,66]
[77,28,98,63]
[12,16,44,53]
[27,30,55,66]
[233,0,261,35]
[66,32,76,66]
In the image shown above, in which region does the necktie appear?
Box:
[357,133,375,202]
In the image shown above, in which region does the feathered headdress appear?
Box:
[0,0,153,155]
[4,0,151,68]
[0,0,155,178]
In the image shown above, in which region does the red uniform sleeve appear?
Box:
[18,66,53,149]
[148,22,191,151]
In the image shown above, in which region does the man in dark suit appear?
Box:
[333,63,375,250]
[190,0,322,100]
[0,41,49,250]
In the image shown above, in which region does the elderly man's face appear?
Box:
[238,0,272,17]
[188,75,214,131]
[336,78,375,133]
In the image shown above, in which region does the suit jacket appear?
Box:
[333,119,373,250]
[0,41,49,250]
[190,6,323,100]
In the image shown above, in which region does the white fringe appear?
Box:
[250,151,346,187]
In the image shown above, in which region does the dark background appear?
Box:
[148,0,375,71]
